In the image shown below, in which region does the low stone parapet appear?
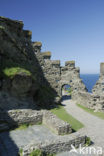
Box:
[22,133,86,155]
[43,110,72,135]
[0,109,43,127]
[72,91,104,112]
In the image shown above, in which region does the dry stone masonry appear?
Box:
[72,63,104,112]
[0,16,104,112]
[43,110,72,135]
[0,16,102,155]
[33,42,87,98]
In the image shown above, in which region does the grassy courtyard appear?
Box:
[77,104,104,120]
[51,106,84,131]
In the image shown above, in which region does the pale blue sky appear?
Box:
[0,0,104,73]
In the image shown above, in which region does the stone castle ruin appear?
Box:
[33,42,87,97]
[0,16,104,112]
[72,63,104,112]
[33,40,104,112]
[0,16,104,155]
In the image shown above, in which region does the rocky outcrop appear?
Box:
[0,16,57,110]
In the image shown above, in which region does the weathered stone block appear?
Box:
[1,110,43,126]
[100,62,104,76]
[43,110,72,135]
[42,51,51,59]
[65,61,75,68]
[23,30,32,39]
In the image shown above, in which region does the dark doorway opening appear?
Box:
[61,84,72,101]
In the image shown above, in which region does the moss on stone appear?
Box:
[33,41,42,47]
[51,60,60,65]
[65,60,75,64]
[3,67,31,78]
[42,51,51,57]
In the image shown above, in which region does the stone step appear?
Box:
[0,123,9,132]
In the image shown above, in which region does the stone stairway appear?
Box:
[0,119,9,132]
[0,133,18,156]
[0,125,86,156]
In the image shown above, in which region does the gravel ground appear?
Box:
[57,99,104,156]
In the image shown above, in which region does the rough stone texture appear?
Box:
[92,76,104,96]
[0,109,43,129]
[72,63,104,112]
[0,109,72,135]
[1,16,104,112]
[0,16,57,110]
[33,43,87,98]
[0,125,86,156]
[43,110,72,135]
[0,16,88,110]
[60,65,87,96]
[22,135,85,156]
[72,91,104,112]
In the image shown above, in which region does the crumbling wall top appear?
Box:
[65,60,75,68]
[32,41,42,47]
[23,30,32,39]
[0,16,23,30]
[100,62,104,76]
[42,51,51,59]
[51,60,60,65]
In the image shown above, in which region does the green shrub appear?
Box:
[19,148,23,156]
[30,149,43,156]
[19,149,55,156]
[85,137,91,146]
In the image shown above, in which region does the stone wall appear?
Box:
[72,91,104,111]
[60,62,87,95]
[22,133,86,155]
[0,109,73,135]
[33,42,87,98]
[0,16,58,110]
[71,63,104,112]
[1,16,104,112]
[0,109,43,128]
[43,110,72,135]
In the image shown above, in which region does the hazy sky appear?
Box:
[0,0,104,73]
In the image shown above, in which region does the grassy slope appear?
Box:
[77,104,104,120]
[51,106,84,131]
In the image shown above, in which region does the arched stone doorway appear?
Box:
[61,84,72,101]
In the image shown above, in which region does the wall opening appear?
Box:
[61,84,72,101]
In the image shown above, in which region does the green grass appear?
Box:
[3,67,31,78]
[51,106,84,131]
[77,104,104,119]
[13,124,30,131]
[19,148,55,156]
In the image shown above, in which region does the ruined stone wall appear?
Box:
[72,91,104,112]
[0,16,57,110]
[33,43,87,98]
[0,109,43,129]
[43,110,72,135]
[92,63,104,96]
[1,16,104,112]
[60,61,87,95]
[23,133,86,155]
[33,42,61,98]
[72,63,104,112]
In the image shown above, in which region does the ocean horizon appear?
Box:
[80,74,99,93]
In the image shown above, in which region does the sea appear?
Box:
[80,74,99,93]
